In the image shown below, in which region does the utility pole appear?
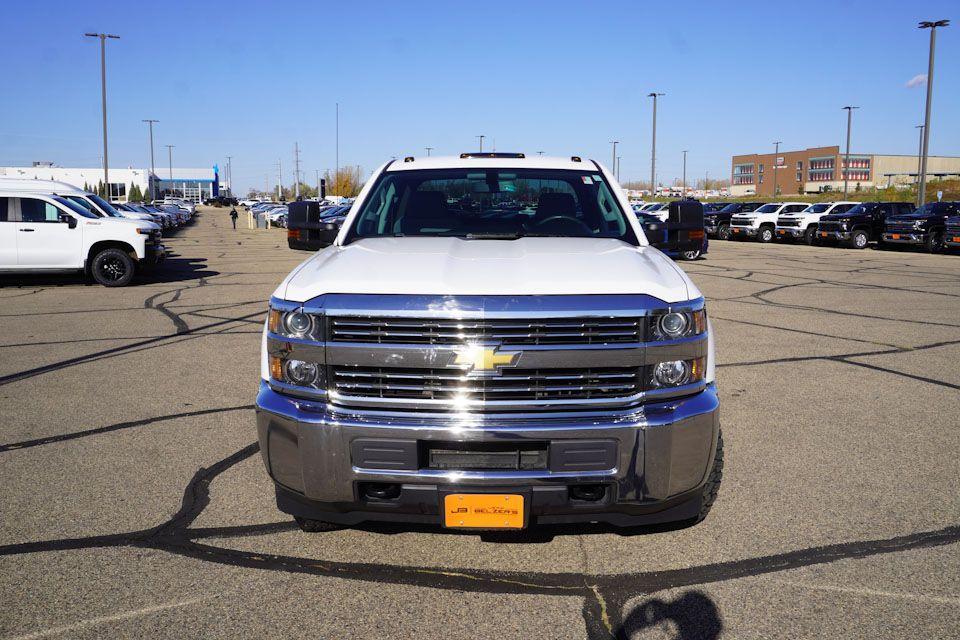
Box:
[476,135,485,153]
[335,102,339,197]
[425,147,433,156]
[841,107,858,196]
[293,142,301,199]
[648,93,664,195]
[165,145,174,180]
[616,156,622,182]
[682,150,688,194]
[609,141,619,174]
[537,151,545,156]
[772,141,782,197]
[917,19,949,207]
[277,159,283,201]
[85,33,119,191]
[315,169,321,199]
[142,119,158,199]
[915,124,925,204]
[226,155,232,196]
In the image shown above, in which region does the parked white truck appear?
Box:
[0,189,164,286]
[256,153,721,532]
[729,202,807,242]
[775,201,858,244]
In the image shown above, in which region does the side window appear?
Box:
[19,198,61,223]
[0,197,8,222]
[900,203,915,215]
[788,204,806,213]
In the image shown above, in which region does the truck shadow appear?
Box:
[350,519,696,543]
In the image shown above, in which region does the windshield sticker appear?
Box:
[581,176,593,184]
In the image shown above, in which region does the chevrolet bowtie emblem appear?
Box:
[452,346,520,374]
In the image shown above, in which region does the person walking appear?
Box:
[230,207,238,230]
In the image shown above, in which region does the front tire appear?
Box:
[91,248,135,287]
[679,249,701,261]
[925,230,944,253]
[850,230,869,249]
[757,226,774,243]
[695,430,724,523]
[717,224,731,241]
[294,516,341,533]
[803,226,817,245]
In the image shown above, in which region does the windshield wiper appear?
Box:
[464,232,522,240]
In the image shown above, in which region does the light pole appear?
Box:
[841,106,859,196]
[771,141,782,197]
[609,141,619,174]
[335,102,339,197]
[917,19,949,207]
[915,124,925,203]
[315,169,321,198]
[616,156,622,181]
[476,135,485,153]
[165,144,174,181]
[85,33,119,192]
[648,93,664,195]
[682,150,688,194]
[537,151,545,156]
[226,155,232,196]
[142,119,158,199]
[425,147,433,156]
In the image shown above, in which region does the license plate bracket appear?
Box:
[443,493,525,529]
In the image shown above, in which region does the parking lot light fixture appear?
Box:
[476,135,485,153]
[425,147,433,157]
[917,19,949,207]
[142,119,158,198]
[682,150,688,194]
[609,141,619,174]
[84,33,119,192]
[915,124,925,205]
[842,106,859,196]
[648,93,664,194]
[165,145,174,181]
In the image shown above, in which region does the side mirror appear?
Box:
[60,213,78,229]
[647,201,704,253]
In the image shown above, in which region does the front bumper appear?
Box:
[945,231,960,248]
[255,381,720,527]
[818,230,851,242]
[729,225,757,238]
[142,244,167,267]
[776,227,805,239]
[882,232,926,245]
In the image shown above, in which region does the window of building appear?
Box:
[796,171,802,182]
[796,161,803,170]
[108,183,126,200]
[758,164,764,173]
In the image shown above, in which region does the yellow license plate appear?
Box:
[820,232,828,237]
[443,494,524,529]
[953,236,960,243]
[890,234,901,240]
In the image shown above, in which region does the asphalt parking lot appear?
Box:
[1,207,958,639]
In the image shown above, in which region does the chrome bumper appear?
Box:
[882,232,925,244]
[818,230,850,241]
[776,227,804,238]
[255,381,720,517]
[729,225,757,238]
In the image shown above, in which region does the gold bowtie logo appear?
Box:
[452,346,520,374]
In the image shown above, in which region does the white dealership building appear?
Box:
[0,162,228,203]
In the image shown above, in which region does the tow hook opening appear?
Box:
[361,482,402,501]
[569,484,606,503]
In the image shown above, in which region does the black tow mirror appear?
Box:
[60,213,78,229]
[647,200,705,253]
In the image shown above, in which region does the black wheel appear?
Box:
[294,516,341,533]
[717,224,731,241]
[91,248,135,287]
[850,230,869,249]
[695,430,724,523]
[679,249,701,260]
[757,226,774,243]
[803,226,817,245]
[924,230,944,253]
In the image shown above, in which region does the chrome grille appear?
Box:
[776,217,800,227]
[330,366,641,402]
[329,317,642,346]
[885,222,916,233]
[818,220,841,232]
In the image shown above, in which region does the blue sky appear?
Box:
[3,0,957,193]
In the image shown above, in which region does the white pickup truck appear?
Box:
[729,201,808,242]
[775,201,858,244]
[0,190,164,286]
[256,153,721,533]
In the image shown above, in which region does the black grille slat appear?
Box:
[330,317,642,345]
[331,366,641,402]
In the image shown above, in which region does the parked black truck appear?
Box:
[704,202,765,240]
[816,202,915,249]
[882,201,960,253]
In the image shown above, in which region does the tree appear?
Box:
[323,167,365,198]
[96,180,104,198]
[129,183,139,202]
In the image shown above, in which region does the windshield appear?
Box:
[87,193,124,217]
[754,204,780,213]
[804,204,830,213]
[346,168,637,243]
[53,196,98,219]
[845,203,873,215]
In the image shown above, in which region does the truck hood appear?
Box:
[279,237,696,304]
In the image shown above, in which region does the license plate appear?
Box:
[891,234,901,240]
[953,236,960,243]
[443,494,524,529]
[820,232,828,237]
[777,230,786,235]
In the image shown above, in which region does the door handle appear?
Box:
[19,228,36,232]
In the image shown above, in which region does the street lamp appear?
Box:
[682,150,688,194]
[772,141,782,197]
[165,145,174,181]
[476,135,485,153]
[425,147,433,156]
[616,156,622,182]
[142,119,158,200]
[226,155,232,197]
[915,124,925,203]
[85,33,119,192]
[648,93,664,194]
[841,106,859,196]
[609,141,619,174]
[917,19,949,207]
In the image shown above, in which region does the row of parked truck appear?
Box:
[701,200,960,253]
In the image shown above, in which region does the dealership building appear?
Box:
[730,146,960,197]
[0,162,228,203]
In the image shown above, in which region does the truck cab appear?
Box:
[729,202,807,242]
[0,190,164,286]
[775,201,857,244]
[256,153,721,533]
[817,201,914,249]
[883,201,960,253]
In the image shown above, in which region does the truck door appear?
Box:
[0,197,17,267]
[14,197,83,268]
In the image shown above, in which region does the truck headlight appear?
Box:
[269,356,325,389]
[268,306,323,340]
[650,309,706,340]
[649,357,705,389]
[913,220,926,230]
